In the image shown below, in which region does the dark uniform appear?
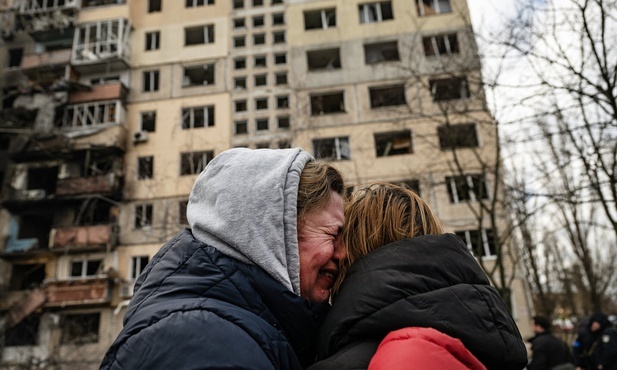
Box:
[574,313,617,370]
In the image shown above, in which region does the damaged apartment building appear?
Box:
[0,0,534,368]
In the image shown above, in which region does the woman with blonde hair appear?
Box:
[309,182,527,370]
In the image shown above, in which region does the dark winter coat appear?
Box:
[576,313,617,370]
[527,331,573,370]
[100,229,329,370]
[308,234,528,370]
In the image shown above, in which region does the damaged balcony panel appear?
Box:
[68,81,127,105]
[56,173,121,196]
[15,0,78,41]
[5,287,46,328]
[0,107,38,129]
[20,48,72,85]
[49,224,117,252]
[45,277,111,307]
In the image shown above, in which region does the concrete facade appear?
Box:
[0,0,532,368]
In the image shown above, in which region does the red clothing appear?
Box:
[368,327,487,370]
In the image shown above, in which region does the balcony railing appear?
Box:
[45,276,111,307]
[49,224,117,251]
[17,0,80,14]
[56,173,120,196]
[20,48,71,70]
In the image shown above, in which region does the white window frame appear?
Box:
[143,70,159,92]
[62,101,119,128]
[314,137,351,161]
[145,31,160,51]
[447,174,489,203]
[359,2,393,24]
[129,255,149,280]
[417,0,452,16]
[69,258,103,279]
[135,203,153,229]
[457,229,496,258]
[74,19,130,63]
[182,106,215,129]
[304,8,336,30]
[424,33,458,56]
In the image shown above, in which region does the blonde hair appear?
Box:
[335,182,444,291]
[297,161,345,222]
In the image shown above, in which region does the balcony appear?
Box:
[72,18,130,74]
[16,0,79,40]
[56,173,121,196]
[45,276,111,307]
[20,48,71,70]
[68,81,127,105]
[49,224,117,252]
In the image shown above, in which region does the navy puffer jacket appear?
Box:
[100,229,329,370]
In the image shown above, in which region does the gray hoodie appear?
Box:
[187,147,314,296]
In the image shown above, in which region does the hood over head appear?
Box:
[187,148,313,295]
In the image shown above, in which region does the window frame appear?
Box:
[135,203,153,229]
[304,8,336,30]
[359,1,394,24]
[181,105,215,129]
[313,136,351,161]
[180,150,214,176]
[145,31,160,51]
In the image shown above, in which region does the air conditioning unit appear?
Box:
[133,131,148,143]
[119,282,134,298]
[22,189,46,200]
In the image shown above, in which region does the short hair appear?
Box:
[297,161,345,222]
[533,316,552,331]
[335,182,444,291]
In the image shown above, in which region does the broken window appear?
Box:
[253,15,265,27]
[186,0,214,7]
[253,33,265,45]
[278,140,291,149]
[255,98,268,110]
[369,84,406,108]
[234,58,246,69]
[417,0,452,16]
[61,313,100,345]
[253,0,263,6]
[274,53,286,64]
[430,77,469,101]
[90,75,120,85]
[180,150,214,175]
[364,41,399,64]
[359,1,394,24]
[254,74,267,86]
[4,314,40,347]
[374,130,413,157]
[276,95,289,109]
[143,70,159,92]
[130,256,149,280]
[182,64,215,87]
[256,118,269,131]
[178,201,189,224]
[234,77,246,89]
[182,106,215,129]
[307,48,341,71]
[233,18,245,29]
[233,0,243,9]
[83,0,127,7]
[75,19,128,62]
[235,100,247,112]
[62,101,118,128]
[304,8,336,30]
[10,264,45,290]
[254,55,267,67]
[446,174,489,203]
[148,0,161,12]
[313,137,351,161]
[135,203,153,228]
[234,36,246,48]
[310,91,345,115]
[438,123,478,149]
[423,33,459,56]
[272,13,284,25]
[70,259,103,278]
[455,229,496,258]
[140,111,156,132]
[7,48,23,68]
[234,120,248,134]
[27,166,58,194]
[275,72,287,85]
[18,213,52,248]
[398,179,421,195]
[145,31,160,51]
[185,25,215,46]
[137,156,153,180]
[273,31,285,44]
[277,116,290,130]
